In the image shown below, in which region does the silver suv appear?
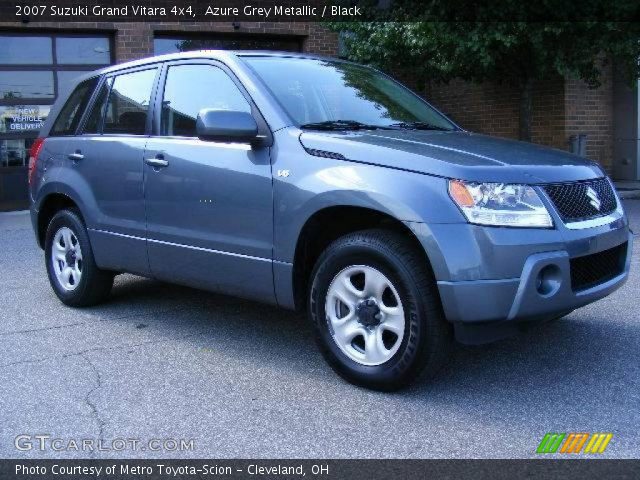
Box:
[29,51,632,390]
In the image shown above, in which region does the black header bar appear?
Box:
[1,459,640,480]
[2,0,640,23]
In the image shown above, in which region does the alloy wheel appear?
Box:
[51,226,83,291]
[325,265,405,366]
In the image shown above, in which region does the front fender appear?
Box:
[271,129,464,263]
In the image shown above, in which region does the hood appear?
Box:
[298,130,603,184]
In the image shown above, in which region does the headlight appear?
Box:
[448,180,553,228]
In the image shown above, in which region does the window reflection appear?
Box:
[0,36,52,64]
[245,57,455,129]
[0,33,111,210]
[161,65,250,137]
[83,79,111,134]
[57,71,94,97]
[0,34,110,101]
[56,37,111,65]
[104,69,156,135]
[0,71,54,100]
[51,79,97,136]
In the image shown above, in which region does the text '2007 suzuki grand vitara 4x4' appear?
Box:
[30,51,632,390]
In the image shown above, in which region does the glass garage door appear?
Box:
[0,33,112,211]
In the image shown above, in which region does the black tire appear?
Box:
[309,229,452,391]
[45,209,113,307]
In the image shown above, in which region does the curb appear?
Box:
[617,190,640,200]
[0,209,29,216]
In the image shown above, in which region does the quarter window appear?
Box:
[50,77,98,136]
[103,69,157,135]
[160,64,250,137]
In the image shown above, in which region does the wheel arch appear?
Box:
[36,192,82,249]
[290,205,434,311]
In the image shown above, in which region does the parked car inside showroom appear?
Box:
[29,51,632,390]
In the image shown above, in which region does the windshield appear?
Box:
[243,56,456,131]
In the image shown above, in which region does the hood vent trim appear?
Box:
[303,147,347,160]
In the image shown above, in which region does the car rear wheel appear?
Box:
[309,229,452,391]
[45,209,113,307]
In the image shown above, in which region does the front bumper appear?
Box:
[438,232,632,322]
[406,210,632,343]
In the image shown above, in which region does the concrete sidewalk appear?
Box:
[614,181,640,199]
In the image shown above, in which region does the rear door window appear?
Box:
[50,77,98,136]
[103,68,157,135]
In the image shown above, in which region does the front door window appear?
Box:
[160,64,251,137]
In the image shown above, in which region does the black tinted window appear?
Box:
[103,69,156,135]
[50,77,98,136]
[161,65,250,137]
[83,78,112,134]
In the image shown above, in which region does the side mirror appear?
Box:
[196,109,258,143]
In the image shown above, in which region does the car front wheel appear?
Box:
[309,229,451,391]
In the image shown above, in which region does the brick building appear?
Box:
[0,21,637,211]
[425,66,620,174]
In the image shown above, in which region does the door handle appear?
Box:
[68,152,84,161]
[145,157,169,168]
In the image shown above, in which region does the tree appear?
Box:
[330,3,640,141]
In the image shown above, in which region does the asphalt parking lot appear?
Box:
[0,202,638,459]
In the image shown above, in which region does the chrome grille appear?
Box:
[543,178,617,223]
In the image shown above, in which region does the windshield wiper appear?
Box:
[299,120,390,131]
[388,121,450,131]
